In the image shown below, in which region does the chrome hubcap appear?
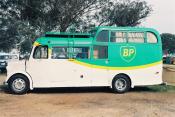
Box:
[115,78,127,91]
[12,78,26,91]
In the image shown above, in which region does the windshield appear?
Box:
[0,55,9,60]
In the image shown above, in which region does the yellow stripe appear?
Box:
[48,48,52,55]
[68,59,162,70]
[33,42,41,46]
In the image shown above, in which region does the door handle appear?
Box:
[105,59,109,64]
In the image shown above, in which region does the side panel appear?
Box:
[108,43,162,68]
[70,60,162,87]
[26,59,54,87]
[108,63,162,87]
[70,59,109,86]
[42,59,92,87]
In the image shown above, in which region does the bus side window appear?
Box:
[51,47,68,59]
[93,45,108,59]
[96,30,109,42]
[110,31,127,43]
[33,46,48,59]
[147,32,158,43]
[128,32,144,43]
[73,47,90,59]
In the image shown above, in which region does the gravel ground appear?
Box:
[0,74,175,117]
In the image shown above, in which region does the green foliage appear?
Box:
[96,0,152,26]
[0,0,152,53]
[20,39,32,55]
[0,0,106,51]
[161,33,175,53]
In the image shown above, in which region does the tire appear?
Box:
[112,75,131,93]
[8,75,29,95]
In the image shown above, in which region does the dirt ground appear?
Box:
[0,74,175,117]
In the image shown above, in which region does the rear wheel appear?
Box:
[8,75,29,94]
[112,75,131,93]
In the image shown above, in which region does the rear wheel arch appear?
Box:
[112,73,132,86]
[111,73,132,93]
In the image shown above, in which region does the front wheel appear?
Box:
[8,75,29,95]
[112,75,131,93]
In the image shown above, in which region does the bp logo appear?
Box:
[120,46,136,62]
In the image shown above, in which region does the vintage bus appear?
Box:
[4,26,163,94]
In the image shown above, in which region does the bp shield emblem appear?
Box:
[120,46,136,62]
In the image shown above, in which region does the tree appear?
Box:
[95,0,152,26]
[0,0,152,52]
[20,39,32,55]
[0,0,106,51]
[0,0,36,51]
[161,33,175,53]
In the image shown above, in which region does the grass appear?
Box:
[146,85,175,92]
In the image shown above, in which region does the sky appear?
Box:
[141,0,175,34]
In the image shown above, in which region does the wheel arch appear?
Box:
[7,72,33,90]
[112,73,133,88]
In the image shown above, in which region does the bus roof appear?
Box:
[35,31,93,46]
[94,26,160,33]
[45,32,91,36]
[34,26,160,46]
[44,32,91,39]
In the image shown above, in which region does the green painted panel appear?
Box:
[34,26,162,67]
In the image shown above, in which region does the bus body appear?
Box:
[5,26,163,94]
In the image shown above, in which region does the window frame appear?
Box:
[146,32,158,44]
[51,46,69,59]
[109,30,146,44]
[110,31,127,43]
[127,31,146,43]
[51,46,91,59]
[93,45,108,59]
[33,45,48,59]
[71,46,90,59]
[96,30,110,43]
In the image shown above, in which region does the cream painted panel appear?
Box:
[91,68,109,86]
[27,59,93,88]
[67,60,92,86]
[26,59,53,87]
[108,64,162,87]
[47,59,91,87]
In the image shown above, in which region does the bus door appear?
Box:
[27,45,52,87]
[91,45,109,86]
[45,40,78,87]
[46,40,90,87]
[91,30,110,86]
